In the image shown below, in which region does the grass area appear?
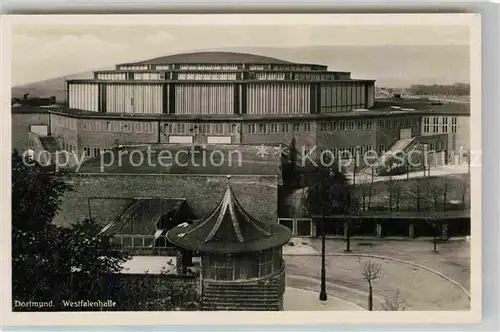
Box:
[355,173,470,212]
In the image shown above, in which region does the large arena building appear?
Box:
[12,51,469,169]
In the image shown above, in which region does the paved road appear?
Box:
[283,239,470,311]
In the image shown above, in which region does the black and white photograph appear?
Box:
[2,13,481,326]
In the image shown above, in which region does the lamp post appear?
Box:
[316,168,328,302]
[320,209,327,301]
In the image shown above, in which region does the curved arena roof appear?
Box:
[126,51,294,65]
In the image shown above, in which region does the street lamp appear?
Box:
[316,168,327,302]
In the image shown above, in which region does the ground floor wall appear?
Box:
[12,112,468,169]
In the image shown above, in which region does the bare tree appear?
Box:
[381,289,411,311]
[361,259,382,311]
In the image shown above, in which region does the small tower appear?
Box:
[167,176,292,311]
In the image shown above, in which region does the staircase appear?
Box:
[39,136,61,153]
[202,269,285,311]
[359,137,418,176]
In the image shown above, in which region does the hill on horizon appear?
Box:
[12,44,469,102]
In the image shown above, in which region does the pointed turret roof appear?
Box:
[167,176,292,254]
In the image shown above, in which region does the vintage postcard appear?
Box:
[1,13,481,326]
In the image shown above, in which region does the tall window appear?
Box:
[392,119,398,129]
[365,120,373,130]
[378,120,385,129]
[432,117,439,133]
[82,120,91,131]
[379,144,385,153]
[331,121,337,131]
[292,123,300,133]
[346,121,354,130]
[91,147,101,158]
[320,122,328,131]
[356,121,363,130]
[105,121,112,132]
[227,123,237,134]
[259,123,268,134]
[176,123,186,134]
[281,123,289,133]
[200,123,211,134]
[339,121,346,130]
[143,122,154,134]
[423,117,430,133]
[134,122,142,133]
[442,117,448,133]
[269,123,278,134]
[451,117,457,133]
[214,123,224,134]
[122,122,132,133]
[248,124,256,134]
[83,147,91,157]
[303,122,311,133]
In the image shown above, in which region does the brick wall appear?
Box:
[56,174,278,227]
[202,268,285,311]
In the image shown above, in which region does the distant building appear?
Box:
[12,51,470,170]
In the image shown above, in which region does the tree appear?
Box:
[381,289,411,311]
[361,259,382,311]
[305,165,359,252]
[112,262,200,311]
[12,150,72,233]
[281,136,299,189]
[12,150,76,305]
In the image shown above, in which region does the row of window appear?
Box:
[52,116,78,130]
[319,120,374,132]
[423,116,458,134]
[82,120,155,134]
[203,248,282,281]
[61,143,77,153]
[162,122,239,135]
[426,140,445,151]
[247,122,311,134]
[319,145,378,159]
[117,65,149,71]
[377,118,418,130]
[82,146,113,158]
[295,73,338,81]
[179,64,239,70]
[177,72,238,81]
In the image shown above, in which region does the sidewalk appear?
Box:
[319,235,468,242]
[348,164,469,185]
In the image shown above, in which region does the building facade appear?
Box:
[12,51,469,166]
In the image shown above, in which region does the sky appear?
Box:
[11,21,471,86]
